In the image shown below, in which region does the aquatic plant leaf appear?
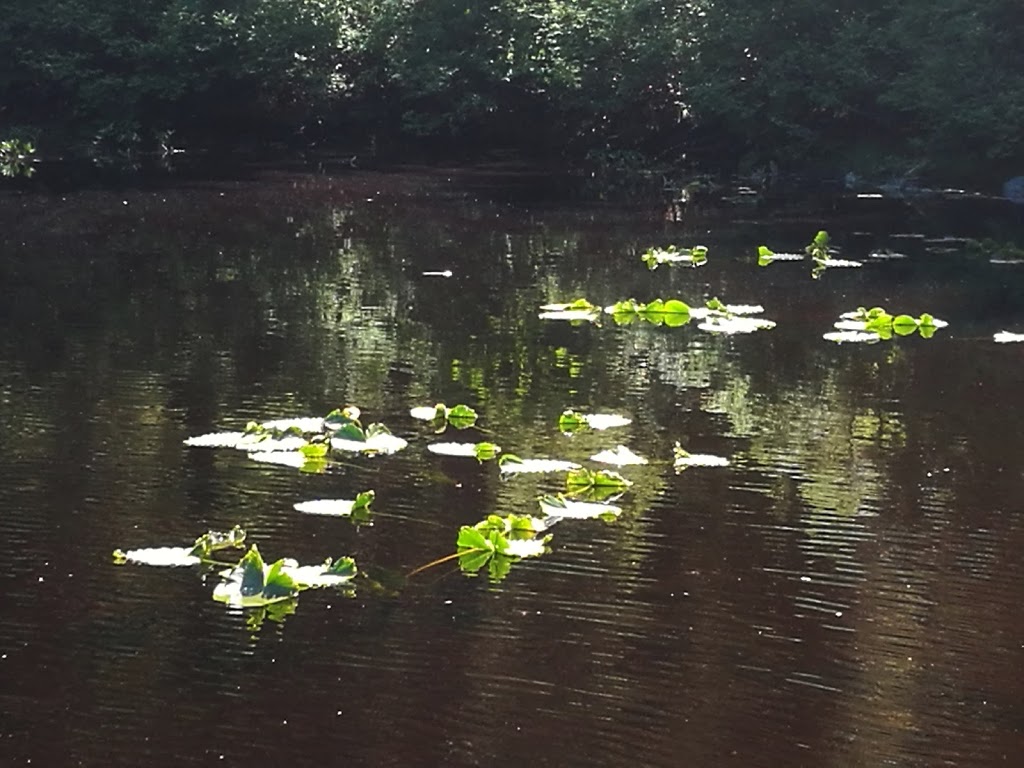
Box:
[474,442,501,461]
[823,331,882,343]
[697,316,777,334]
[817,257,863,268]
[189,526,246,558]
[566,468,633,489]
[447,404,478,421]
[892,315,919,335]
[299,443,329,458]
[113,546,199,567]
[457,526,493,552]
[458,549,494,575]
[184,431,307,452]
[589,445,648,466]
[502,538,548,558]
[261,417,326,433]
[249,451,303,467]
[558,409,588,432]
[238,545,267,597]
[263,559,300,599]
[539,298,601,322]
[498,457,581,474]
[410,404,445,421]
[538,494,622,519]
[642,245,708,270]
[427,441,501,460]
[673,443,730,469]
[293,490,375,517]
[330,430,407,455]
[994,331,1024,343]
[324,406,362,431]
[285,557,357,588]
[584,413,631,430]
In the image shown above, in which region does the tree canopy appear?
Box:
[1,0,1021,182]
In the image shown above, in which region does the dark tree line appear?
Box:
[1,0,1021,181]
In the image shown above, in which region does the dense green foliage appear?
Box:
[1,0,1021,179]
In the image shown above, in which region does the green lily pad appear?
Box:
[114,526,246,567]
[427,441,502,461]
[539,298,601,322]
[293,490,374,517]
[566,467,633,490]
[641,245,708,270]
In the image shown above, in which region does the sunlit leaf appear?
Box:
[584,413,631,430]
[823,330,882,343]
[293,490,375,517]
[498,456,581,474]
[566,468,633,489]
[113,546,200,567]
[589,445,648,466]
[538,494,622,519]
[673,442,730,469]
[698,316,777,334]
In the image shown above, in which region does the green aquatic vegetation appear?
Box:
[589,445,648,466]
[409,403,478,430]
[1,138,36,178]
[538,298,602,322]
[329,421,408,455]
[293,490,375,524]
[212,545,358,607]
[806,230,831,262]
[565,467,633,491]
[825,307,947,342]
[641,245,708,270]
[427,441,502,461]
[538,494,622,520]
[184,406,406,456]
[689,297,777,335]
[757,245,805,266]
[558,409,632,433]
[113,526,247,567]
[673,443,730,470]
[605,297,692,326]
[498,454,581,475]
[410,514,551,583]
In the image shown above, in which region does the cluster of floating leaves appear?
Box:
[114,526,358,611]
[758,230,862,277]
[641,244,708,270]
[823,306,948,343]
[541,296,776,335]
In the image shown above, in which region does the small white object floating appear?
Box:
[994,331,1024,343]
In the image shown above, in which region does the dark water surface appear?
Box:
[2,169,1023,767]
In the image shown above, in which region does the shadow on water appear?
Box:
[1,167,1023,767]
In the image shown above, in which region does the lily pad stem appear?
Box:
[407,548,485,578]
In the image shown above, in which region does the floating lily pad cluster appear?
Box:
[183,406,407,474]
[542,297,776,335]
[758,230,862,277]
[115,525,358,613]
[823,306,947,343]
[409,402,478,431]
[641,244,708,270]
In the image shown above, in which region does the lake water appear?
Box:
[2,167,1023,766]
